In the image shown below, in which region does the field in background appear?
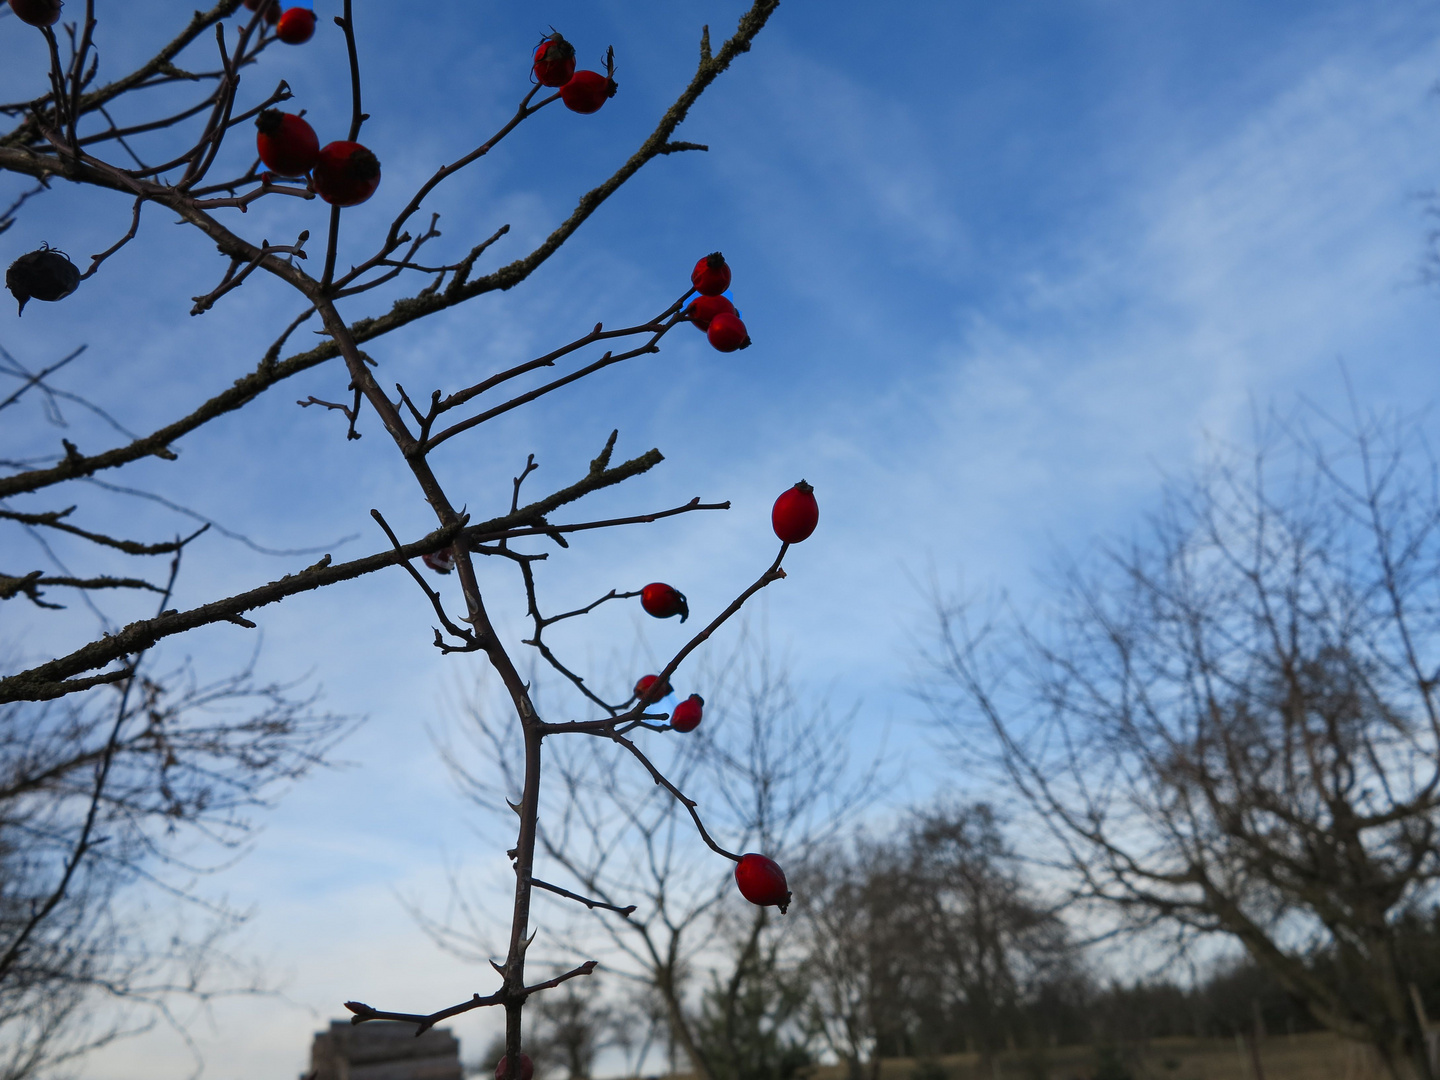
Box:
[787,1032,1395,1080]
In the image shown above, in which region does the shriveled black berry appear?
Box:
[9,0,64,28]
[7,246,81,316]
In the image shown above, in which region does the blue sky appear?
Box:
[4,0,1440,1077]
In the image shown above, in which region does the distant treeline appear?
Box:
[507,803,1440,1080]
[684,804,1440,1080]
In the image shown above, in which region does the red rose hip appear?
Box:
[771,481,818,544]
[8,0,63,26]
[422,550,455,575]
[313,141,381,206]
[670,694,704,733]
[560,70,616,114]
[691,252,731,296]
[634,674,672,700]
[494,1054,534,1080]
[276,7,316,44]
[255,110,320,176]
[706,312,750,352]
[243,0,280,24]
[686,294,736,332]
[734,853,791,913]
[640,582,688,622]
[532,31,576,87]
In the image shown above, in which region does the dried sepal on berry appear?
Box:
[532,30,576,87]
[691,252,731,296]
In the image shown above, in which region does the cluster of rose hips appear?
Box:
[242,0,317,45]
[685,253,751,352]
[255,109,380,206]
[632,666,790,911]
[531,31,618,115]
[633,673,704,733]
[412,410,816,917]
[239,3,378,206]
[634,482,816,912]
[470,515,806,1080]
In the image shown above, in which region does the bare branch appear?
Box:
[81,196,143,279]
[529,877,636,918]
[343,960,598,1035]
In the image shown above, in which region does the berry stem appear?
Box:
[321,203,342,289]
[321,0,366,289]
[338,0,365,142]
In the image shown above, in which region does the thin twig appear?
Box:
[344,960,597,1035]
[81,197,143,279]
[530,877,636,917]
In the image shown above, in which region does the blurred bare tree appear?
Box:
[795,803,1079,1079]
[428,635,875,1080]
[0,649,346,1080]
[529,982,614,1080]
[925,410,1440,1080]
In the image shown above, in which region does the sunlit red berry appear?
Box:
[771,481,817,544]
[706,312,750,352]
[640,582,688,623]
[276,7,316,44]
[313,141,381,206]
[532,31,576,87]
[8,0,62,26]
[686,294,735,332]
[670,694,704,733]
[560,70,616,114]
[494,1054,534,1080]
[255,110,319,176]
[6,245,80,315]
[422,550,455,575]
[691,252,731,296]
[734,853,791,913]
[634,674,672,700]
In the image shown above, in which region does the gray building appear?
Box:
[306,1020,464,1080]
